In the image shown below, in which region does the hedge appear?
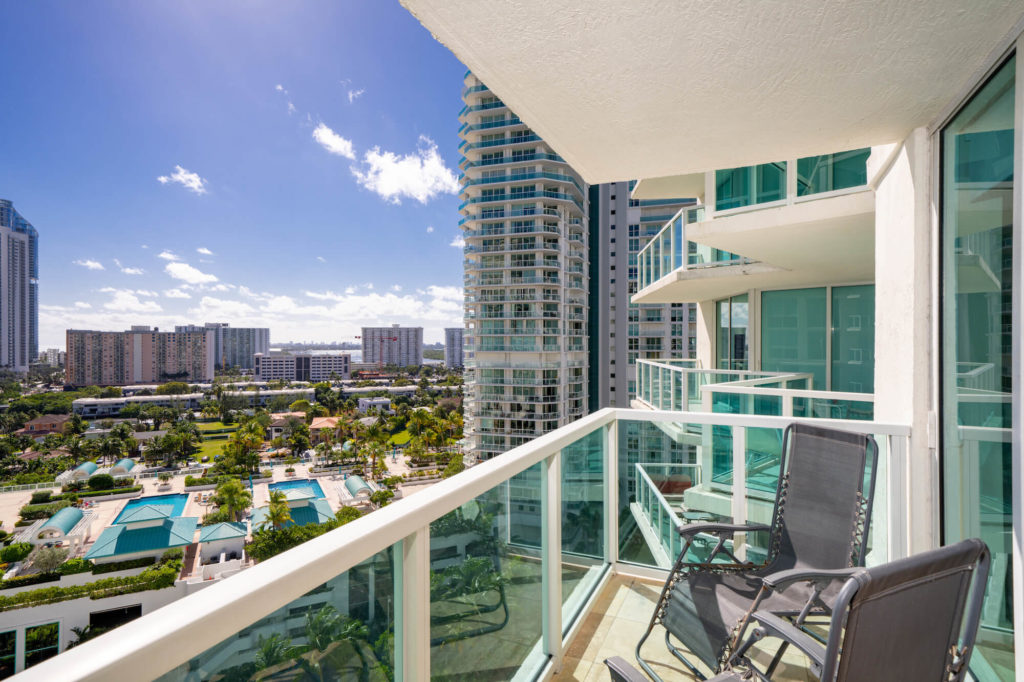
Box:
[0,564,178,612]
[92,556,156,574]
[0,573,60,591]
[29,491,52,504]
[0,544,33,563]
[18,500,72,521]
[54,486,142,501]
[57,558,94,575]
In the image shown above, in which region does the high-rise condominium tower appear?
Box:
[0,200,38,373]
[588,182,696,409]
[460,74,589,459]
[444,327,464,368]
[175,323,270,370]
[361,325,423,367]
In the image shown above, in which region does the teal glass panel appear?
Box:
[561,429,606,631]
[761,288,827,389]
[430,465,545,678]
[715,295,749,370]
[24,623,59,670]
[157,548,395,681]
[831,284,875,393]
[715,162,787,211]
[796,148,870,196]
[617,421,701,566]
[941,55,1015,680]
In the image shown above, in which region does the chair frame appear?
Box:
[636,423,878,681]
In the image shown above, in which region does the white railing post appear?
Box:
[542,453,563,666]
[732,426,747,562]
[605,421,619,565]
[398,527,430,682]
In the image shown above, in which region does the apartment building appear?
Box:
[65,327,214,386]
[253,352,350,382]
[444,327,464,368]
[460,74,589,459]
[361,325,423,367]
[588,181,696,409]
[35,5,1024,682]
[40,348,64,367]
[174,323,269,370]
[0,200,38,373]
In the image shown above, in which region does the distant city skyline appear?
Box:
[0,1,468,349]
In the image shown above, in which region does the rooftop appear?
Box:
[84,517,197,560]
[199,522,248,543]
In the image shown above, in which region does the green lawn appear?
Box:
[195,440,228,461]
[389,430,411,445]
[196,421,238,433]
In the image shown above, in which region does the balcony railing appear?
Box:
[32,408,911,681]
[635,359,875,421]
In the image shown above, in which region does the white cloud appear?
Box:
[165,262,218,285]
[316,256,326,263]
[275,84,285,92]
[196,247,213,256]
[348,88,365,103]
[450,235,466,248]
[189,296,257,319]
[287,102,297,114]
[104,290,162,313]
[426,226,434,233]
[312,123,355,160]
[113,258,144,275]
[391,285,402,292]
[135,290,159,297]
[157,250,180,261]
[157,165,208,195]
[351,136,458,204]
[73,259,104,271]
[73,302,92,309]
[164,288,191,299]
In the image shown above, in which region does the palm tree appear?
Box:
[213,478,252,522]
[261,490,292,530]
[97,436,122,467]
[254,632,297,669]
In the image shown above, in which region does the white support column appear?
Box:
[399,528,430,682]
[605,421,619,565]
[542,453,563,666]
[732,426,747,562]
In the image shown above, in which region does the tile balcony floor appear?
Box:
[556,575,815,682]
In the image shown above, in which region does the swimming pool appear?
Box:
[268,479,325,498]
[114,493,189,524]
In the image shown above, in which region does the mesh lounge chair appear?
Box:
[635,423,878,680]
[605,538,990,682]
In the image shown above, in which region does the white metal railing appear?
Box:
[631,462,702,567]
[26,408,912,682]
[636,359,875,420]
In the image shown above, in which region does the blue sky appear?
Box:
[0,0,468,348]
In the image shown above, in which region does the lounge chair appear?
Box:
[636,423,878,680]
[606,538,989,682]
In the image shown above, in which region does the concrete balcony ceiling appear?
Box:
[401,0,1024,183]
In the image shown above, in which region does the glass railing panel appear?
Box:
[792,398,874,421]
[430,463,545,678]
[561,428,607,632]
[157,549,396,681]
[796,148,870,196]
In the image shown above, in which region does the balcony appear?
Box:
[33,407,910,681]
[634,151,875,305]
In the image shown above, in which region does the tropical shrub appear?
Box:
[18,500,71,521]
[87,474,115,491]
[57,558,94,575]
[246,508,363,562]
[29,491,52,504]
[0,543,33,563]
[92,556,156,574]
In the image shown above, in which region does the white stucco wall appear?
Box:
[872,127,938,555]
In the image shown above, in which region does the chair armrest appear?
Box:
[677,522,770,538]
[603,656,648,682]
[762,567,861,590]
[748,611,827,671]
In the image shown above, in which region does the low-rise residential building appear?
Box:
[357,397,392,413]
[253,353,350,382]
[72,388,315,417]
[15,414,72,440]
[65,327,215,387]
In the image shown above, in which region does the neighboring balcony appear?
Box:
[38,407,912,682]
[634,149,876,305]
